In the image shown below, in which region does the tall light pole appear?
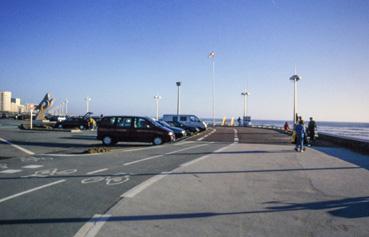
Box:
[61,102,65,116]
[154,95,162,120]
[85,97,91,113]
[176,82,181,117]
[65,99,69,116]
[289,74,301,125]
[209,51,216,127]
[241,90,250,119]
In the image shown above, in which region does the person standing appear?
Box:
[308,117,317,144]
[284,122,290,132]
[237,117,241,127]
[295,120,306,152]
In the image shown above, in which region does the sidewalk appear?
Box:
[95,142,369,237]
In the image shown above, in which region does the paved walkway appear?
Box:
[95,142,369,237]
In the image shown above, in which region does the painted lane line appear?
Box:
[0,137,35,155]
[73,214,112,237]
[165,143,208,155]
[86,168,109,175]
[123,144,208,166]
[121,171,172,198]
[180,144,234,167]
[0,169,22,174]
[22,165,44,169]
[196,129,216,141]
[0,179,66,204]
[123,155,164,166]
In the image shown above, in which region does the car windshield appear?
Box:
[145,117,162,127]
[159,121,171,127]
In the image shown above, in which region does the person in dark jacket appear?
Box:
[308,117,317,144]
[295,120,306,152]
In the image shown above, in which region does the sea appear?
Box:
[202,118,369,142]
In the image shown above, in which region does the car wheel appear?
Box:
[153,137,163,145]
[79,125,85,130]
[102,136,113,146]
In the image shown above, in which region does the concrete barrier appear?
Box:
[318,132,369,155]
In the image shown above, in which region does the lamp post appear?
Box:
[85,97,91,113]
[65,99,69,116]
[176,82,181,117]
[209,51,216,127]
[289,74,301,125]
[61,102,65,116]
[154,95,162,120]
[241,90,250,118]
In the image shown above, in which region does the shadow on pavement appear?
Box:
[1,196,368,225]
[0,166,361,181]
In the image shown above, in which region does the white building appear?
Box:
[11,98,22,113]
[0,91,12,112]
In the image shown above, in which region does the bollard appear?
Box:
[30,109,33,129]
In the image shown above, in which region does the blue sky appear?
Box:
[1,0,368,122]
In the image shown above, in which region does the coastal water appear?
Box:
[202,118,369,142]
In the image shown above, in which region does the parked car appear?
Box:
[162,114,207,131]
[157,120,187,139]
[97,116,175,145]
[55,116,89,129]
[165,120,200,135]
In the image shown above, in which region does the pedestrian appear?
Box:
[295,120,306,152]
[284,122,290,132]
[308,117,317,144]
[237,117,241,127]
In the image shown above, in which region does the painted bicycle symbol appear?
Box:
[81,173,130,186]
[23,168,77,178]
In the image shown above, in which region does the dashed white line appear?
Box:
[73,214,112,237]
[123,144,208,166]
[0,179,66,204]
[22,165,44,169]
[86,168,109,175]
[0,137,35,155]
[233,128,239,143]
[0,169,22,174]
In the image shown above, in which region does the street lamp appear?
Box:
[176,82,181,117]
[289,74,301,125]
[65,99,69,116]
[154,95,162,120]
[61,102,65,116]
[208,51,216,127]
[85,97,91,113]
[241,90,250,119]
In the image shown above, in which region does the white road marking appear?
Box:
[22,165,44,169]
[123,144,208,166]
[73,214,112,237]
[0,179,66,204]
[165,143,208,155]
[86,168,108,175]
[180,144,233,167]
[233,128,239,143]
[121,171,172,198]
[0,137,35,155]
[0,169,22,174]
[123,155,164,166]
[0,163,8,169]
[197,129,216,141]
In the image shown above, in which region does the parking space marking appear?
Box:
[22,165,44,169]
[197,129,216,141]
[0,169,22,174]
[86,168,109,175]
[123,155,164,166]
[0,137,35,155]
[0,179,66,204]
[165,143,208,155]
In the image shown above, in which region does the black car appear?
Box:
[157,120,187,139]
[166,121,199,135]
[55,116,89,129]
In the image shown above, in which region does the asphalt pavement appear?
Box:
[1,120,369,237]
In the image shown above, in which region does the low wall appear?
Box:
[318,133,369,155]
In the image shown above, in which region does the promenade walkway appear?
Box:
[95,127,369,237]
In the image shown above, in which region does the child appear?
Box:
[295,120,306,152]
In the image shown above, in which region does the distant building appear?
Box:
[11,98,22,113]
[0,91,12,112]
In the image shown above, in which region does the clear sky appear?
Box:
[1,0,368,122]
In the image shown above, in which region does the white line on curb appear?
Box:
[233,128,239,143]
[0,137,35,155]
[0,179,66,204]
[86,168,109,175]
[73,214,112,237]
